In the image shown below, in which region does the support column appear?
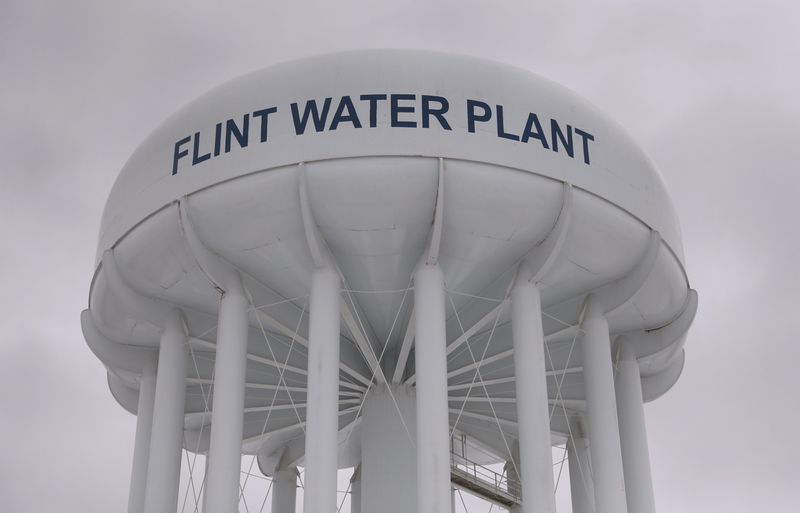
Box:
[567,436,595,513]
[361,385,417,513]
[127,359,156,513]
[507,440,522,513]
[272,466,298,513]
[202,454,210,512]
[303,267,342,513]
[511,272,556,513]
[205,274,250,513]
[616,338,656,513]
[579,295,628,513]
[350,465,361,513]
[143,311,188,513]
[413,263,452,513]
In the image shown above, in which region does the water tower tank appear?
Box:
[82,49,696,513]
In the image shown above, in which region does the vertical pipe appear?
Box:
[507,440,522,513]
[303,267,342,513]
[272,467,298,513]
[127,359,156,513]
[579,295,628,513]
[511,272,556,513]
[350,465,361,513]
[143,310,188,513]
[202,454,210,512]
[413,263,452,513]
[616,338,656,513]
[204,274,250,513]
[567,436,595,513]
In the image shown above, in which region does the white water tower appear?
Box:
[82,49,696,513]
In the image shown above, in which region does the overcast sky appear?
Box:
[1,1,799,512]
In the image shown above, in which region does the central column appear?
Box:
[511,272,556,513]
[143,310,188,513]
[303,267,342,513]
[616,338,656,513]
[579,295,628,513]
[361,384,417,513]
[413,263,452,513]
[205,274,250,513]
[271,466,298,513]
[128,359,156,513]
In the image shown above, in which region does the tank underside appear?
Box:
[86,155,694,467]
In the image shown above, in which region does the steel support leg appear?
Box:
[303,267,342,513]
[567,436,595,513]
[272,467,298,513]
[511,274,556,513]
[507,440,522,513]
[205,275,250,513]
[413,263,452,513]
[350,465,361,513]
[616,338,656,513]
[580,295,628,513]
[128,359,156,513]
[143,311,188,513]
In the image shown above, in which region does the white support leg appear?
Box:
[127,359,156,513]
[143,311,188,513]
[205,275,250,513]
[507,440,522,513]
[361,385,417,513]
[616,339,656,513]
[579,295,628,513]
[511,273,556,513]
[272,467,298,513]
[350,465,361,513]
[567,437,595,513]
[413,263,452,513]
[304,267,342,513]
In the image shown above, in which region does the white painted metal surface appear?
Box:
[303,267,342,513]
[204,275,249,512]
[616,338,657,513]
[82,49,697,513]
[127,360,155,513]
[414,263,452,513]
[143,312,187,513]
[580,295,628,513]
[511,275,556,513]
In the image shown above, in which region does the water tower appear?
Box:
[82,49,696,513]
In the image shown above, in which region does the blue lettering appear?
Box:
[421,95,451,130]
[550,120,574,157]
[467,99,491,133]
[291,98,332,134]
[225,115,249,153]
[172,136,191,175]
[391,94,417,128]
[192,132,211,165]
[521,113,549,148]
[253,107,278,142]
[575,128,594,165]
[496,105,519,141]
[213,122,222,157]
[330,96,362,130]
[359,94,387,127]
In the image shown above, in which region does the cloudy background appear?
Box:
[1,1,798,511]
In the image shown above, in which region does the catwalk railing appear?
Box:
[450,451,521,507]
